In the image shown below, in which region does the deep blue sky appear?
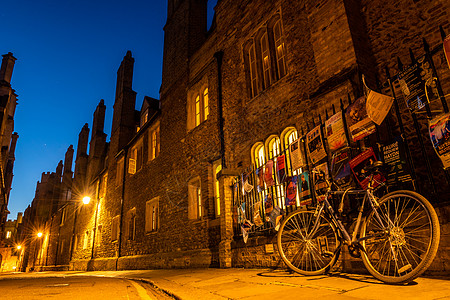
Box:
[3,0,217,220]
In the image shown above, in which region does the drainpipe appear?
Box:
[214,51,226,168]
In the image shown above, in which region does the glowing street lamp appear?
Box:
[37,232,43,238]
[82,196,91,205]
[16,245,22,250]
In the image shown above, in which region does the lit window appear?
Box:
[146,197,159,232]
[129,139,143,174]
[252,143,265,168]
[273,20,286,78]
[261,32,272,88]
[6,231,11,239]
[83,231,90,249]
[203,88,209,120]
[195,95,201,126]
[214,162,222,218]
[149,123,160,161]
[188,177,202,219]
[282,128,299,176]
[267,136,281,159]
[249,44,258,97]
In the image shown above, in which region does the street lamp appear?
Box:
[82,196,91,205]
[37,232,43,238]
[69,195,92,262]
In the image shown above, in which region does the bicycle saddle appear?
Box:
[363,160,384,173]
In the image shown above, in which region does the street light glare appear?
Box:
[82,196,91,204]
[37,232,43,238]
[17,245,22,250]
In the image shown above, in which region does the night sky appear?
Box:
[2,0,217,220]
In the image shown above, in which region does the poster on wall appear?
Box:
[398,56,439,112]
[444,34,450,70]
[241,168,254,195]
[306,125,327,164]
[298,171,312,206]
[264,160,275,187]
[346,96,376,142]
[255,167,264,193]
[330,147,354,189]
[276,154,286,183]
[290,139,304,171]
[285,176,298,206]
[325,112,348,152]
[429,113,450,169]
[349,147,385,189]
[382,138,413,185]
[363,76,394,125]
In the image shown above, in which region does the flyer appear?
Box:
[445,34,450,69]
[346,96,376,142]
[364,80,394,126]
[429,113,450,169]
[325,112,348,151]
[306,125,327,164]
[289,139,304,171]
[330,147,354,189]
[382,138,413,185]
[285,176,297,206]
[398,56,439,112]
[298,171,312,206]
[276,154,286,183]
[264,160,275,187]
[348,148,385,189]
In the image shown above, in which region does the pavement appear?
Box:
[0,268,449,300]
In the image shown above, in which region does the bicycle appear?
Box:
[277,161,440,284]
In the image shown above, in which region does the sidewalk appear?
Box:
[1,268,449,299]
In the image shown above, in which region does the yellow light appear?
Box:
[17,245,22,250]
[82,196,91,204]
[37,232,43,238]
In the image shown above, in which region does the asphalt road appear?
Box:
[0,276,173,300]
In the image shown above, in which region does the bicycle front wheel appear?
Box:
[277,209,340,275]
[361,190,440,284]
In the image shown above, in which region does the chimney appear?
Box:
[0,52,17,84]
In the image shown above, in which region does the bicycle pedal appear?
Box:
[321,251,333,258]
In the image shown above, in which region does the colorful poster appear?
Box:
[365,82,394,126]
[255,167,264,193]
[253,201,264,227]
[264,160,275,187]
[290,139,304,171]
[325,112,348,152]
[264,193,274,214]
[241,219,253,243]
[298,171,312,206]
[349,148,385,189]
[330,147,354,189]
[429,113,450,169]
[398,56,439,112]
[285,176,298,206]
[346,96,376,142]
[276,154,286,183]
[382,138,413,185]
[267,206,284,231]
[313,162,329,201]
[445,34,450,69]
[306,125,327,164]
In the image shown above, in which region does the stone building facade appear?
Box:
[21,0,450,273]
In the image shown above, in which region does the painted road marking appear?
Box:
[126,279,154,300]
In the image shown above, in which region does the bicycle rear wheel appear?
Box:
[361,190,440,284]
[277,209,340,275]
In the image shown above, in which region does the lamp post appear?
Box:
[36,232,43,269]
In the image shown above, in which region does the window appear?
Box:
[126,208,136,241]
[248,44,258,97]
[282,128,299,176]
[252,143,265,168]
[260,32,272,88]
[267,136,281,160]
[6,231,11,239]
[83,231,90,249]
[111,215,120,242]
[129,139,143,174]
[273,20,287,79]
[244,14,287,98]
[213,162,222,218]
[188,86,210,130]
[60,207,66,226]
[188,177,202,219]
[116,157,124,185]
[100,173,108,198]
[97,225,103,244]
[149,122,160,161]
[145,197,159,232]
[140,111,148,128]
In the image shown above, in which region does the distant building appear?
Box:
[0,52,19,248]
[21,0,450,273]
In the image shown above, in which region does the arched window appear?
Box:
[273,20,287,79]
[267,136,281,160]
[203,88,209,120]
[281,127,298,176]
[260,32,272,89]
[252,142,265,168]
[248,44,258,97]
[195,95,201,126]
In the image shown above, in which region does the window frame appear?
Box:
[145,197,160,233]
[188,177,202,220]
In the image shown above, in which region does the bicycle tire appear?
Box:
[361,190,440,284]
[277,209,341,275]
